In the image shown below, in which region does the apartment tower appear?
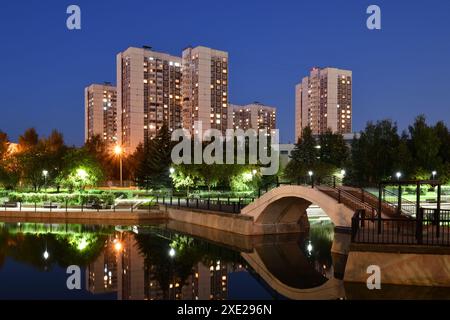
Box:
[229,102,276,132]
[84,83,117,144]
[295,67,352,140]
[182,46,229,135]
[116,46,182,153]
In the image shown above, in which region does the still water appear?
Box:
[0,219,341,300]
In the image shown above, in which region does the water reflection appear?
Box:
[0,220,338,300]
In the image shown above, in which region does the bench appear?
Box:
[3,202,17,208]
[43,202,59,209]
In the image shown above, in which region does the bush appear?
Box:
[8,192,116,206]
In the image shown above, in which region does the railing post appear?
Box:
[207,198,210,210]
[361,188,365,203]
[378,184,382,234]
[19,201,22,212]
[196,198,199,209]
[436,184,441,238]
[416,207,424,244]
[338,189,341,204]
[178,197,180,208]
[258,188,261,198]
[397,185,402,215]
[311,177,314,189]
[333,176,336,189]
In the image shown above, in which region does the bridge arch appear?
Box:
[242,185,353,229]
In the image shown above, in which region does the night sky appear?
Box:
[0,0,449,145]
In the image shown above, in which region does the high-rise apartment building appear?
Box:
[84,83,117,144]
[181,46,229,135]
[229,102,276,131]
[295,67,352,140]
[116,46,182,153]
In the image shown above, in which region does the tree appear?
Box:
[18,128,38,151]
[318,130,349,168]
[58,148,104,191]
[134,125,173,189]
[0,130,8,160]
[84,135,115,180]
[284,127,319,180]
[434,121,450,164]
[348,120,400,185]
[408,115,441,172]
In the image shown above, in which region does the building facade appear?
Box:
[116,46,182,153]
[182,46,229,135]
[84,83,117,144]
[295,67,352,140]
[229,102,276,132]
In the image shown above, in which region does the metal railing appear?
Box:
[153,195,254,214]
[352,208,450,246]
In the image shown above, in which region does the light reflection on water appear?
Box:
[0,220,337,300]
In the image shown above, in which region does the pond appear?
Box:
[0,219,339,300]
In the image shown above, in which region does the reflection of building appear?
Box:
[84,83,118,144]
[295,67,352,140]
[117,232,146,300]
[96,231,244,300]
[86,236,118,294]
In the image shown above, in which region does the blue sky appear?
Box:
[0,0,449,145]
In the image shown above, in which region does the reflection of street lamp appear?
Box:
[43,250,49,260]
[307,241,313,254]
[42,170,48,192]
[114,145,123,187]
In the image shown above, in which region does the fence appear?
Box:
[352,208,450,246]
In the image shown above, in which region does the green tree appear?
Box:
[408,115,441,172]
[135,125,173,189]
[284,127,319,180]
[318,130,349,168]
[348,120,400,185]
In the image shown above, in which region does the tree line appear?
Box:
[286,115,450,186]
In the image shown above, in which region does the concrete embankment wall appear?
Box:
[344,244,450,287]
[165,207,302,235]
[0,210,167,225]
[0,206,303,236]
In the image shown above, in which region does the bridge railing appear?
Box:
[352,208,450,246]
[153,195,254,214]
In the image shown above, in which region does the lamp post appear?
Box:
[396,172,402,181]
[432,171,437,180]
[42,170,48,192]
[114,145,123,187]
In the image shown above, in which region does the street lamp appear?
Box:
[42,170,48,192]
[396,172,402,181]
[169,247,176,258]
[340,169,346,177]
[432,171,437,180]
[114,145,123,187]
